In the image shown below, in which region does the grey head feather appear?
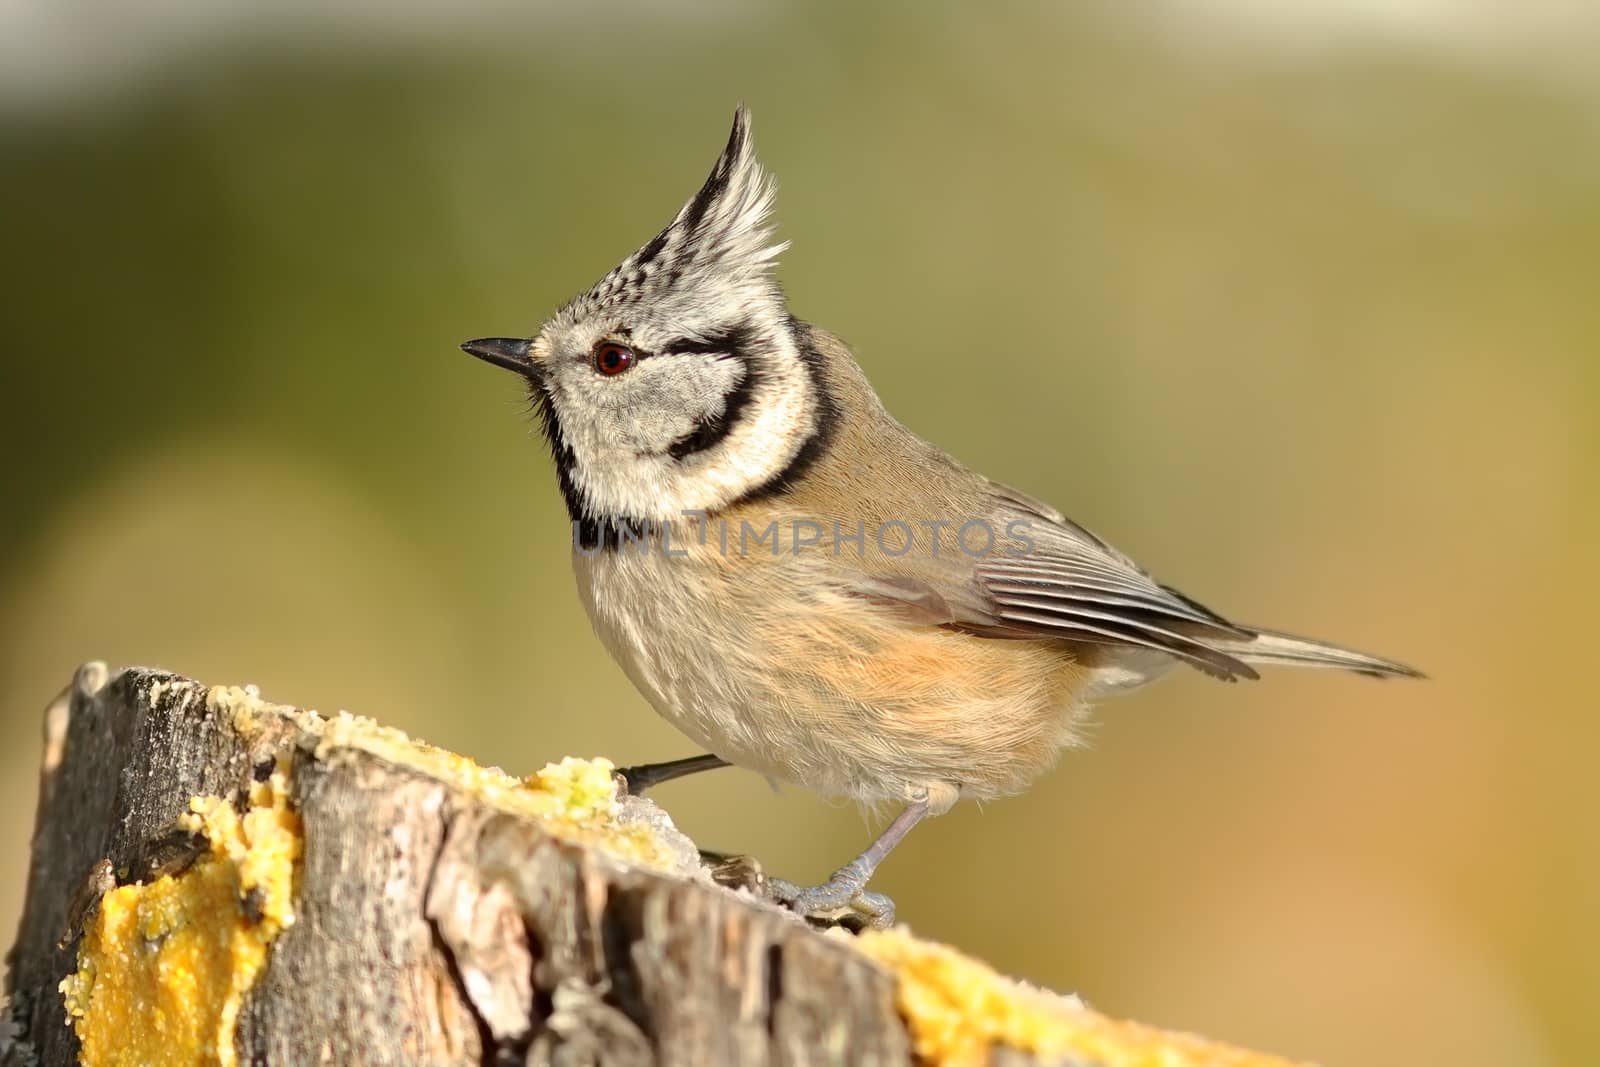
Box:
[528,107,822,526]
[566,104,787,324]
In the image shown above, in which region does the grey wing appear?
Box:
[848,482,1420,682]
[972,484,1260,680]
[849,483,1261,681]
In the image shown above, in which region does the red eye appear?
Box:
[592,342,635,376]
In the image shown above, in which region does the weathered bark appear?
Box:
[4,665,1297,1067]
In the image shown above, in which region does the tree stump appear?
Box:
[3,664,1299,1067]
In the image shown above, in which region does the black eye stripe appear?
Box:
[666,362,761,461]
[659,322,756,358]
[660,339,728,356]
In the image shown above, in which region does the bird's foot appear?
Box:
[769,859,897,931]
[699,849,766,893]
[612,764,666,797]
[697,851,895,930]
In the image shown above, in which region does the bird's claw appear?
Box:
[700,850,767,894]
[697,852,897,930]
[768,861,896,931]
[612,765,649,797]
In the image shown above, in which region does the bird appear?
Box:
[459,106,1420,928]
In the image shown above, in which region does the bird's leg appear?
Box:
[614,753,729,796]
[770,798,930,929]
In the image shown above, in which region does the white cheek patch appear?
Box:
[619,357,745,456]
[554,329,818,521]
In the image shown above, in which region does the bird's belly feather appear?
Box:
[574,549,1093,806]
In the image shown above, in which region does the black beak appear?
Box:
[460,337,535,376]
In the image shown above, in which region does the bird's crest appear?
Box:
[574,105,786,316]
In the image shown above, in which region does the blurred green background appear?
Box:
[3,3,1596,1064]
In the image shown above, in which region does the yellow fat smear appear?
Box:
[208,683,675,870]
[855,928,1304,1067]
[59,770,302,1067]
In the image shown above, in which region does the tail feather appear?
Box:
[1216,627,1425,680]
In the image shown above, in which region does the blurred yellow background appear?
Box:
[3,3,1595,1064]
